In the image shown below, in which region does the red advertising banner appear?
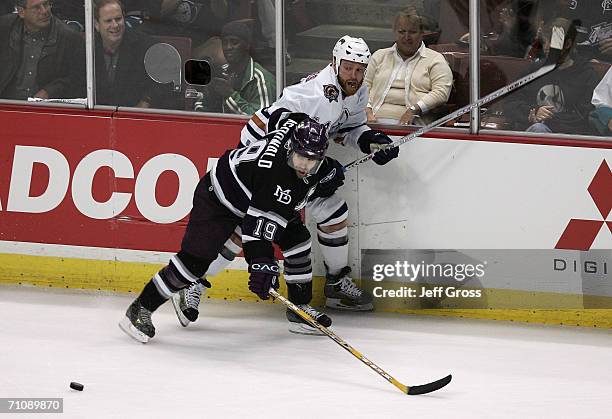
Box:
[1,106,244,252]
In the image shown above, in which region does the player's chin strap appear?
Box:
[342,26,567,172]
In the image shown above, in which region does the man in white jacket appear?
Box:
[365,10,453,126]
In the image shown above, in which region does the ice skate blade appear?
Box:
[118,317,150,343]
[171,293,190,327]
[325,298,374,312]
[288,322,327,336]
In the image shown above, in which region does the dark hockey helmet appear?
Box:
[288,119,329,175]
[290,119,329,160]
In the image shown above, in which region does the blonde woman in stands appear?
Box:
[365,9,452,126]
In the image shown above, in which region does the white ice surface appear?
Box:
[1,285,611,419]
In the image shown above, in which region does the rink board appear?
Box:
[1,251,611,328]
[1,107,611,327]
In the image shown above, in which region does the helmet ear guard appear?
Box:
[332,35,371,74]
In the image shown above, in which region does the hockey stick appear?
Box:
[343,26,567,171]
[269,289,452,395]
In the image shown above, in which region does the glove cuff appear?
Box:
[248,258,280,276]
[357,129,386,154]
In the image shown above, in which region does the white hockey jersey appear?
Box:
[240,64,371,150]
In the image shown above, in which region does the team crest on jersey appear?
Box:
[323,84,339,103]
[274,186,292,205]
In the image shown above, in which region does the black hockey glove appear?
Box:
[286,112,310,125]
[248,258,280,300]
[357,130,399,165]
[313,158,345,198]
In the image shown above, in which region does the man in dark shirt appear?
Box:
[503,17,599,134]
[94,0,159,107]
[0,0,85,100]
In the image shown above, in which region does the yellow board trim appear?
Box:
[1,253,611,328]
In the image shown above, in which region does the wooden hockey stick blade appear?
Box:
[406,374,453,395]
[343,27,565,172]
[270,289,452,395]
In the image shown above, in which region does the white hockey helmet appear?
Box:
[332,35,371,73]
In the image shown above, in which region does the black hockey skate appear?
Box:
[171,279,210,327]
[286,305,332,335]
[118,298,155,343]
[324,266,374,311]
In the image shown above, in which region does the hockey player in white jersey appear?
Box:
[173,35,399,327]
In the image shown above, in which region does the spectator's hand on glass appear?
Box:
[498,7,514,31]
[136,100,151,108]
[210,77,234,98]
[597,38,612,58]
[399,109,415,126]
[530,105,554,123]
[33,89,49,99]
[366,107,378,123]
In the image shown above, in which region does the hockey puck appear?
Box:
[69,382,84,391]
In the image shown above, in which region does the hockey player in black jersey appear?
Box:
[119,116,344,342]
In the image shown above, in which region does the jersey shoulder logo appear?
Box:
[323,84,339,103]
[303,71,320,83]
[320,168,337,183]
[274,185,292,205]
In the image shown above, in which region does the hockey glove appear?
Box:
[248,258,280,300]
[286,112,310,125]
[313,158,345,198]
[357,130,399,165]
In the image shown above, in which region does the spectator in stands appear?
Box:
[486,1,533,58]
[125,0,229,65]
[0,0,85,100]
[194,20,275,115]
[538,0,612,62]
[94,0,161,108]
[364,9,453,126]
[502,17,599,134]
[590,66,612,135]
